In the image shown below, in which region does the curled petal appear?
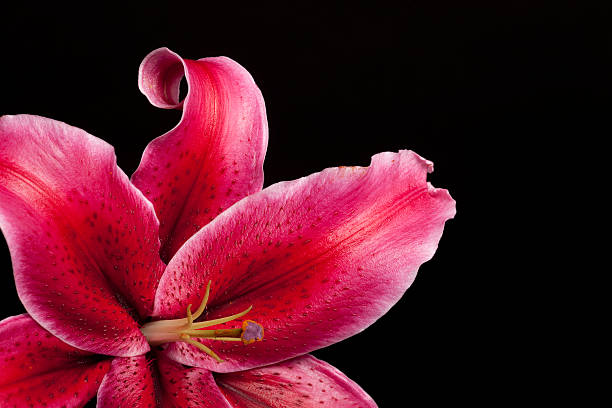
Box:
[133,47,268,262]
[216,354,377,407]
[0,314,111,407]
[97,356,156,408]
[0,115,165,356]
[156,150,455,371]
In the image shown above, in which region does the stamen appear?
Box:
[180,328,243,338]
[189,305,253,329]
[179,280,211,330]
[186,304,193,326]
[139,280,264,363]
[206,337,243,342]
[192,280,211,321]
[181,334,223,363]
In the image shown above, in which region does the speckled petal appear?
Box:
[133,47,268,262]
[157,354,233,407]
[0,314,111,408]
[98,354,234,408]
[155,150,455,372]
[97,356,157,408]
[0,115,165,356]
[215,354,377,407]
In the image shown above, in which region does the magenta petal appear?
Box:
[98,354,233,408]
[0,115,165,356]
[156,150,455,371]
[97,356,157,408]
[133,47,268,262]
[0,314,96,386]
[0,314,111,407]
[216,354,377,407]
[157,354,233,407]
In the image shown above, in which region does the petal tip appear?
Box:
[138,47,185,109]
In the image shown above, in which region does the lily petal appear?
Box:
[97,356,157,408]
[0,115,164,356]
[0,314,111,408]
[157,354,233,407]
[133,47,268,262]
[216,354,377,407]
[156,150,455,371]
[97,354,233,407]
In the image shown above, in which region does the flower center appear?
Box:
[140,281,264,362]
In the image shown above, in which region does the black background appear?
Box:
[0,2,608,406]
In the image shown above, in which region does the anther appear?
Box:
[241,320,264,345]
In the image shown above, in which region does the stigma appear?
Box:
[140,281,264,362]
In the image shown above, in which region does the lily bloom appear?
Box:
[0,48,455,407]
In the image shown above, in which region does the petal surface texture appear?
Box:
[157,354,234,407]
[0,314,111,408]
[133,47,268,262]
[156,150,456,371]
[0,115,165,356]
[97,354,234,407]
[97,356,157,408]
[216,355,377,407]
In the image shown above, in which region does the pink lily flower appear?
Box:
[0,48,455,407]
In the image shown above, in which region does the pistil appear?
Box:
[140,281,264,362]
